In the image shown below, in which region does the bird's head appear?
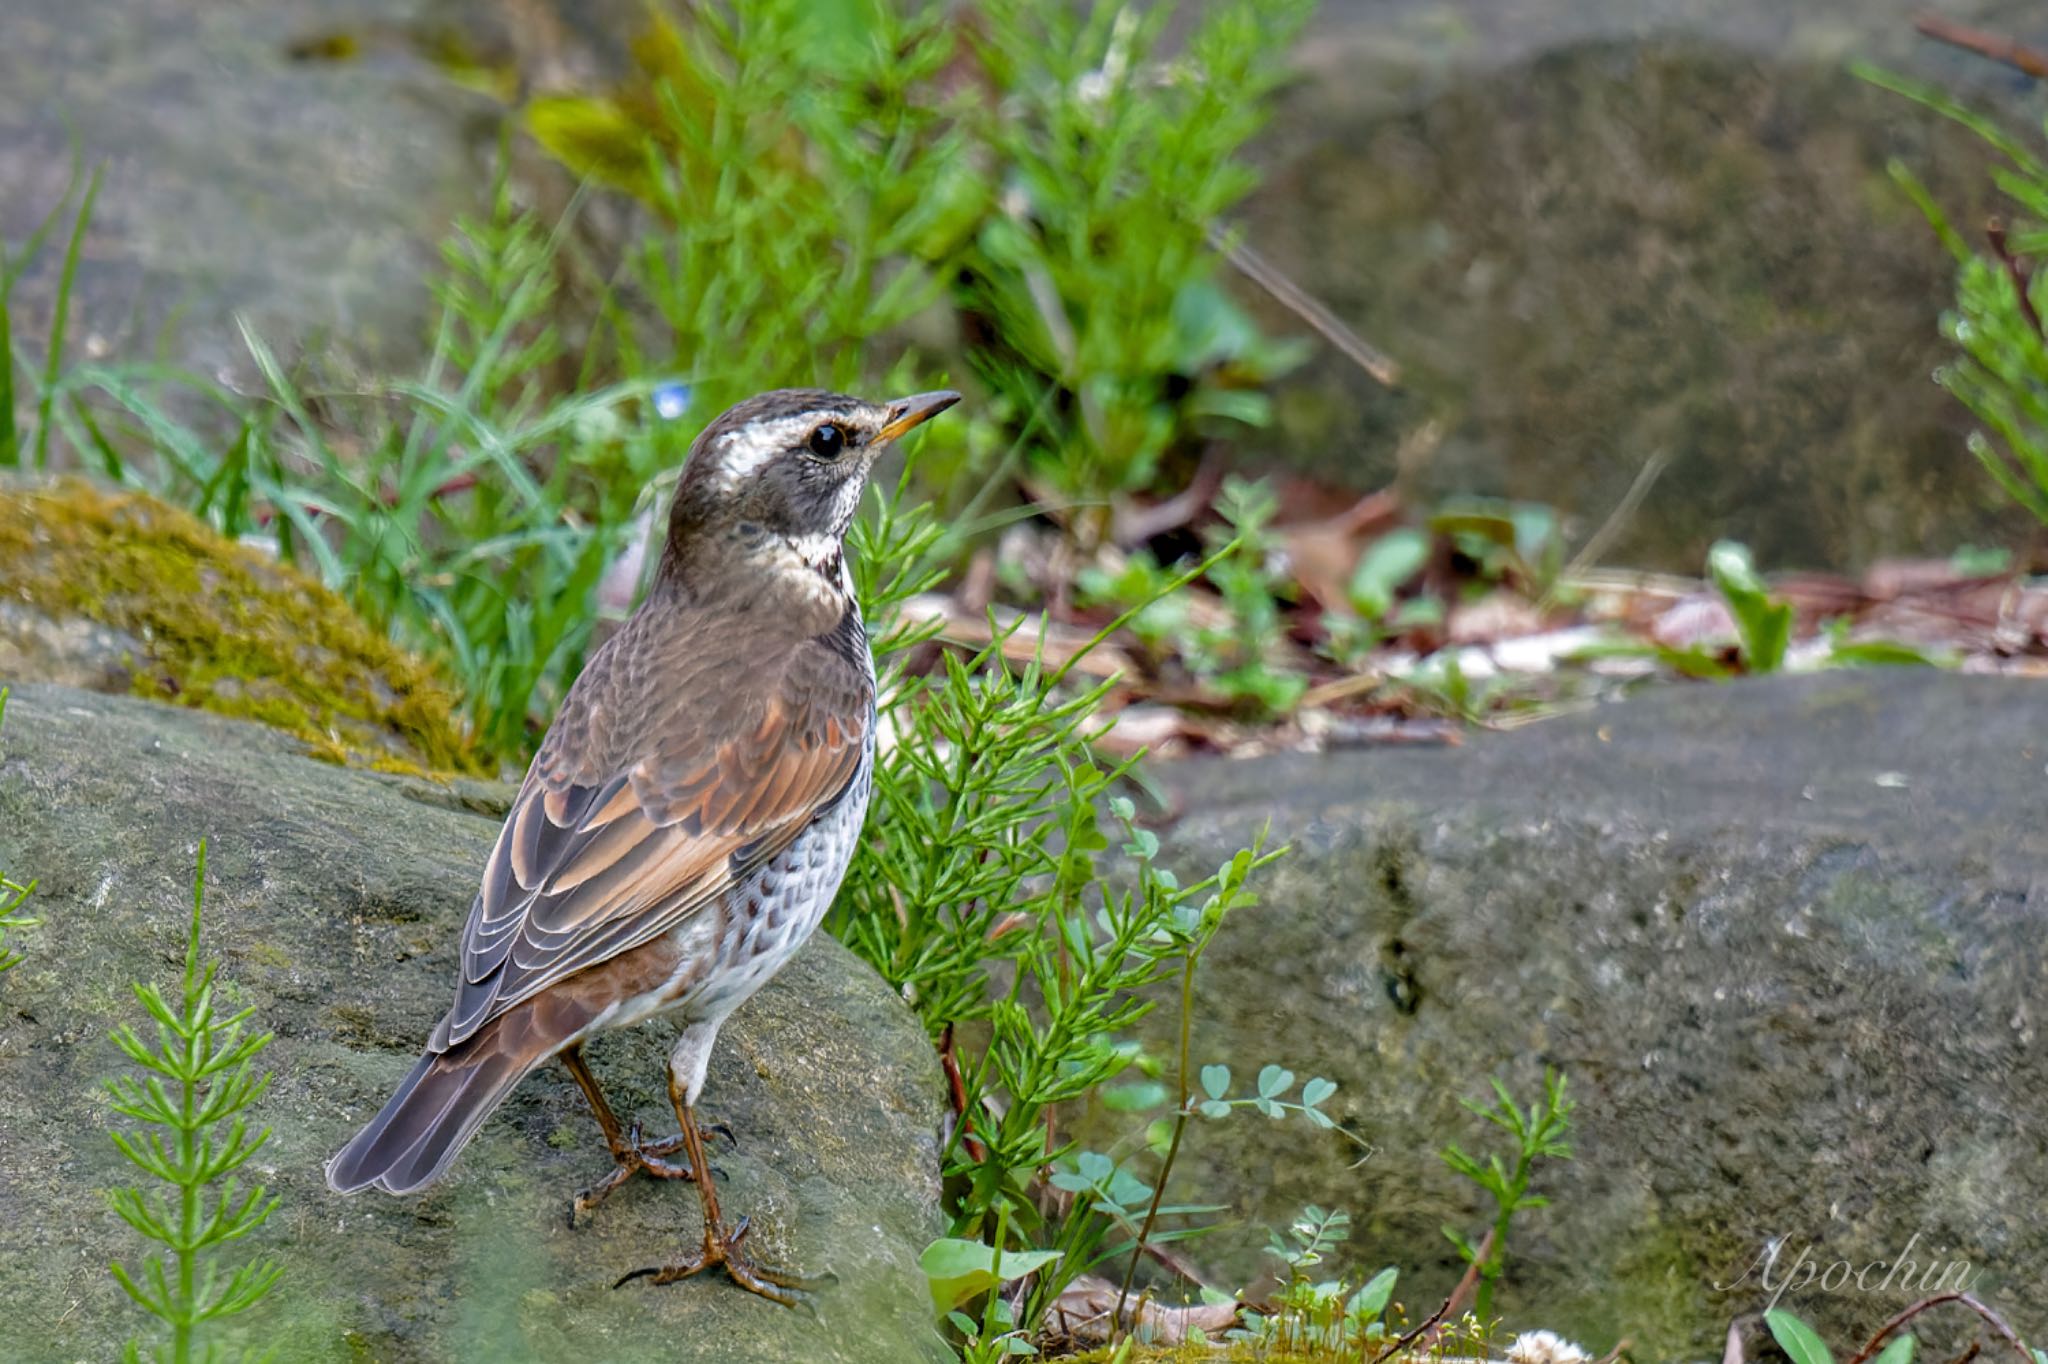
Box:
[667,388,960,559]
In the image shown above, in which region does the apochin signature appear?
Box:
[1717,1233,1981,1309]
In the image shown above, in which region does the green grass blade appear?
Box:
[34,164,103,470]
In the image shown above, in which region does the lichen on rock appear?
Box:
[0,475,477,773]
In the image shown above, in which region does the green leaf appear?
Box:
[1347,1266,1397,1318]
[1441,1225,1476,1261]
[1103,1079,1169,1112]
[1764,1310,1836,1364]
[1301,1077,1336,1107]
[1105,1168,1154,1209]
[1871,1335,1916,1364]
[1391,595,1445,630]
[1826,638,1939,668]
[1199,1065,1230,1100]
[1197,1099,1232,1120]
[1256,1065,1294,1099]
[920,1238,1063,1314]
[1347,529,1431,620]
[1185,386,1272,428]
[1950,544,2012,576]
[1708,541,1793,673]
[1440,1144,1484,1181]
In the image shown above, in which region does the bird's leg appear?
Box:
[562,1044,695,1226]
[615,1071,830,1307]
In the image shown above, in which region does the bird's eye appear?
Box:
[807,423,847,460]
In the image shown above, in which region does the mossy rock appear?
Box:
[0,683,950,1362]
[0,475,477,773]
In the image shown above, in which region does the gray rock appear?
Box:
[0,684,950,1363]
[1245,0,2045,570]
[0,600,144,695]
[0,0,493,390]
[0,0,654,401]
[1145,670,2048,1356]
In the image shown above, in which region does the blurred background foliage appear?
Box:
[4,0,1325,765]
[527,0,1314,521]
[4,0,2048,778]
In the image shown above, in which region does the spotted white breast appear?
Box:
[681,715,876,1027]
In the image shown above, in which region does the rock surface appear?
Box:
[0,0,646,396]
[0,684,949,1363]
[1145,670,2048,1356]
[1246,0,2044,570]
[0,0,502,388]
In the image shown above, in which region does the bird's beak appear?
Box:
[874,390,961,444]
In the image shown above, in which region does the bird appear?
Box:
[326,385,961,1305]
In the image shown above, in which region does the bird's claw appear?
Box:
[614,1216,829,1309]
[568,1125,698,1228]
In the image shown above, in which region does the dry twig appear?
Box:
[1844,1291,2034,1364]
[1368,1229,1495,1364]
[1212,224,1403,387]
[1914,14,2048,79]
[1987,218,2044,338]
[937,1023,987,1163]
[897,595,1136,679]
[1114,450,1229,546]
[1552,447,1675,602]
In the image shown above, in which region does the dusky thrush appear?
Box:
[326,386,960,1304]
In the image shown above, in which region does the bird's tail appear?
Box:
[326,994,591,1196]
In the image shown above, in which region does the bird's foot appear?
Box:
[569,1124,697,1227]
[614,1216,833,1309]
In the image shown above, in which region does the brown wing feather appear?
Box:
[431,595,872,1052]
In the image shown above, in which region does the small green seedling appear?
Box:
[1440,1067,1575,1319]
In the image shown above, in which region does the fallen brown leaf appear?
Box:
[1038,1274,1240,1351]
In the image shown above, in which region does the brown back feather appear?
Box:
[432,578,872,1052]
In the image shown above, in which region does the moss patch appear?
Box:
[0,475,479,773]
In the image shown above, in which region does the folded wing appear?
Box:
[430,606,872,1052]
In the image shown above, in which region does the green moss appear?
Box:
[242,941,293,971]
[0,476,481,773]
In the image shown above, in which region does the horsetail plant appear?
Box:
[105,840,282,1362]
[1441,1067,1575,1320]
[0,871,31,976]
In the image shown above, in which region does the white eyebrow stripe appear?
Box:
[714,411,855,480]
